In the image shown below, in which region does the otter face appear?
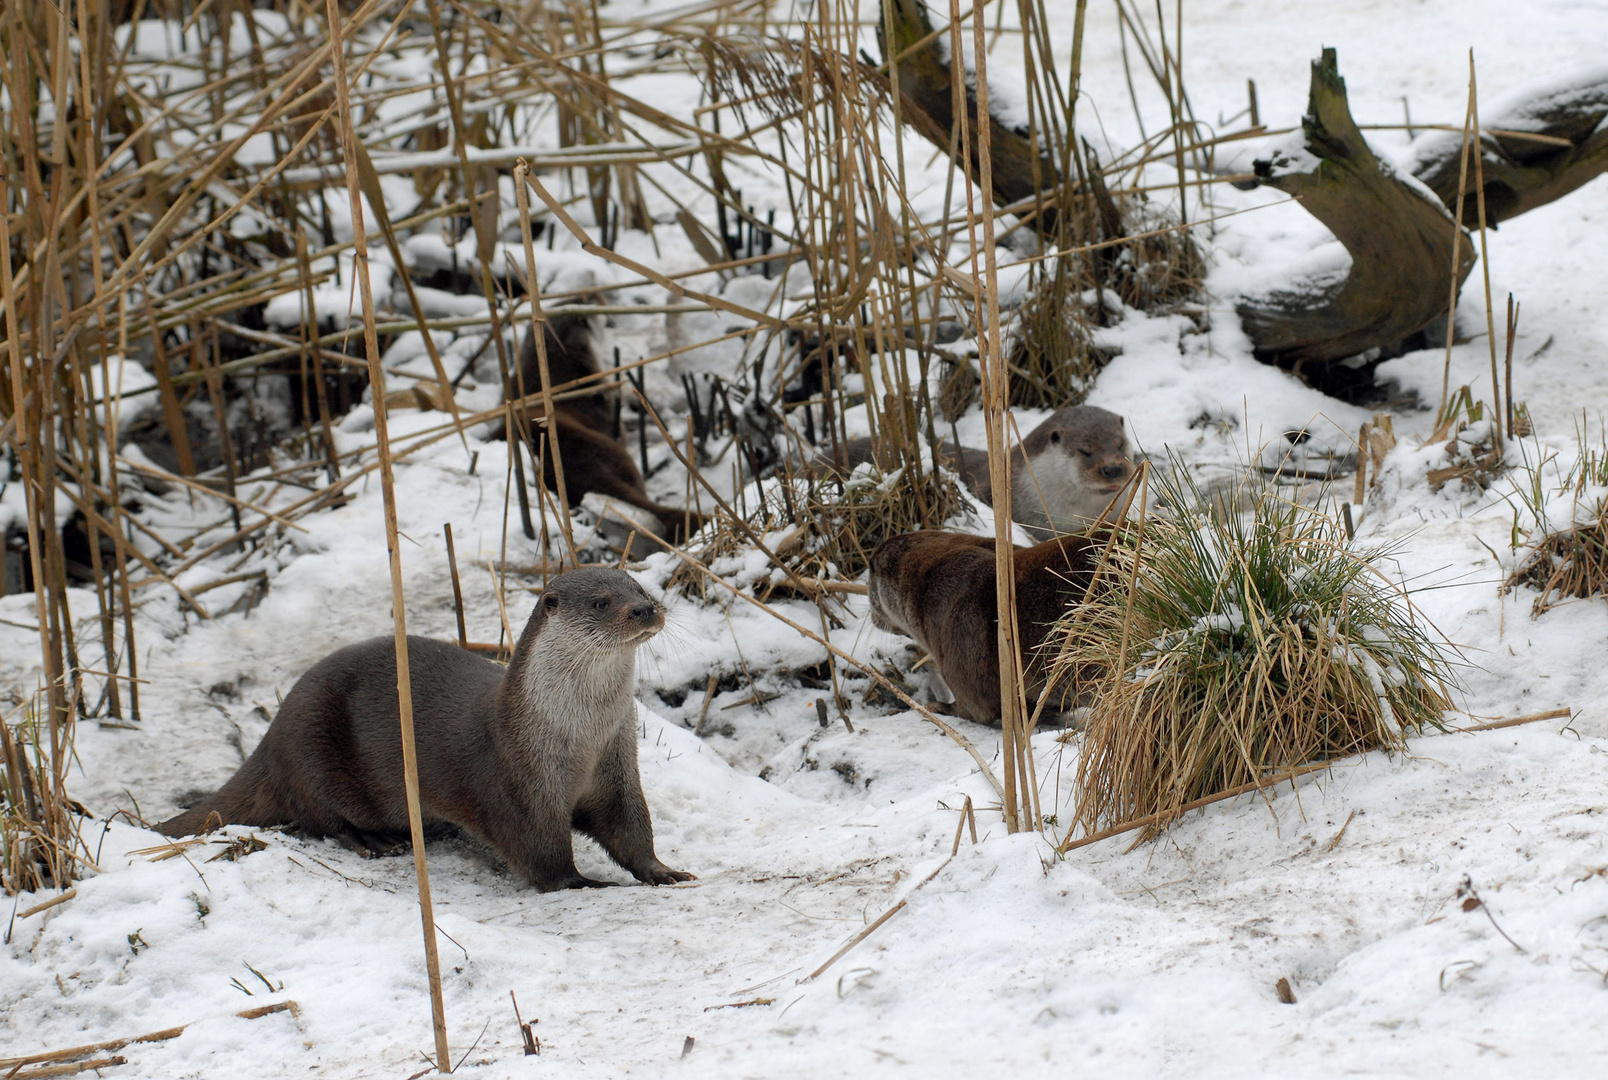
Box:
[540,567,664,649]
[1044,408,1134,508]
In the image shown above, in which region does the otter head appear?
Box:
[1036,405,1134,514]
[535,566,664,651]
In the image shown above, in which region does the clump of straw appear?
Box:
[1053,465,1454,838]
[663,455,965,603]
[1504,420,1608,615]
[791,460,966,581]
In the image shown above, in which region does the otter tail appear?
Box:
[153,759,270,836]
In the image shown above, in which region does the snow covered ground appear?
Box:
[5,1,1608,1076]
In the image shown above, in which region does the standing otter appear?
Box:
[956,406,1134,538]
[811,406,1133,538]
[158,568,694,892]
[869,530,1102,726]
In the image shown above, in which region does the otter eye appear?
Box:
[1049,431,1061,444]
[593,597,610,612]
[1080,449,1093,457]
[544,595,558,608]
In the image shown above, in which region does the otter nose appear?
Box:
[1100,463,1129,480]
[630,602,659,622]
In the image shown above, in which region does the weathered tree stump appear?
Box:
[877,0,1062,227]
[1234,50,1477,382]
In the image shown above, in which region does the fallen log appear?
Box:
[1409,64,1608,226]
[1233,48,1476,381]
[877,0,1064,229]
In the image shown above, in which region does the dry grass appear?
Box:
[1504,419,1608,614]
[1052,465,1455,840]
[788,459,967,583]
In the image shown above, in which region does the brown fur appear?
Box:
[512,312,703,541]
[157,568,694,892]
[869,530,1101,726]
[516,310,614,433]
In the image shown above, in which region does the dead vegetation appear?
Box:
[1504,420,1608,615]
[1051,465,1455,841]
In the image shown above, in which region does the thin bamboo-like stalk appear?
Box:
[514,161,577,562]
[1436,80,1478,428]
[1467,50,1503,446]
[322,0,450,1070]
[955,0,1031,833]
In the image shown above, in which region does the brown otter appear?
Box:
[536,413,705,545]
[869,530,1102,726]
[512,312,704,543]
[158,567,694,892]
[811,406,1133,538]
[516,310,614,434]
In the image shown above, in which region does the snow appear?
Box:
[6,1,1608,1076]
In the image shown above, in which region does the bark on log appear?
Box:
[1409,65,1608,227]
[1234,49,1476,374]
[877,0,1061,228]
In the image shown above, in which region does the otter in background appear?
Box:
[869,529,1103,726]
[512,312,704,544]
[811,405,1134,538]
[159,568,694,893]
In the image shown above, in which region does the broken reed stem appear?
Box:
[1455,706,1570,733]
[444,523,468,651]
[322,0,450,1069]
[1468,50,1502,446]
[1504,294,1518,433]
[960,0,1032,834]
[1058,760,1337,853]
[1437,73,1477,428]
[0,1001,299,1072]
[803,853,953,983]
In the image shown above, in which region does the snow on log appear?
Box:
[1407,64,1608,227]
[1234,48,1476,373]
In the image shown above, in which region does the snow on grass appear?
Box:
[5,1,1608,1076]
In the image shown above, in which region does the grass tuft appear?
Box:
[1504,418,1608,614]
[1052,463,1455,839]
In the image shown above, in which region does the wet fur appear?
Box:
[869,530,1101,726]
[158,568,693,892]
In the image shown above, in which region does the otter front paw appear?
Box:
[636,863,696,885]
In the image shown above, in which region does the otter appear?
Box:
[512,312,704,543]
[515,310,614,434]
[536,413,706,545]
[869,530,1102,726]
[158,568,694,892]
[810,406,1133,538]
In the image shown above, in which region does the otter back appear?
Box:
[869,530,1100,725]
